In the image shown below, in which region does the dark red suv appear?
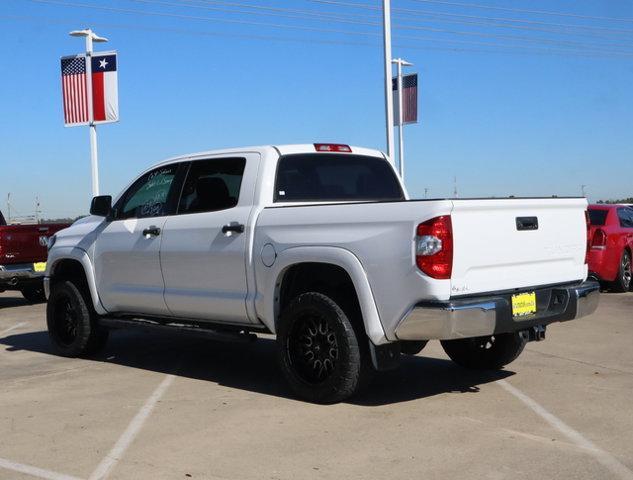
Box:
[587,204,633,292]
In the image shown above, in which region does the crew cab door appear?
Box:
[160,154,259,324]
[93,163,184,315]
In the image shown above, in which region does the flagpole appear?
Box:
[382,0,395,165]
[69,28,108,198]
[392,58,413,182]
[85,32,99,197]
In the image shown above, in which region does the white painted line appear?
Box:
[0,322,26,337]
[88,373,176,480]
[498,379,633,480]
[0,457,83,480]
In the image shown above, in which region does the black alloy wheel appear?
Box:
[46,280,109,357]
[288,311,339,384]
[277,292,372,403]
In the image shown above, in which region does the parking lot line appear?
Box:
[0,322,26,337]
[0,457,83,480]
[88,373,177,480]
[498,379,633,480]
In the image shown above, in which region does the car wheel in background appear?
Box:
[46,280,109,357]
[20,285,46,303]
[277,292,372,404]
[611,250,632,293]
[440,332,527,370]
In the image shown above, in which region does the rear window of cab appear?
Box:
[274,153,404,203]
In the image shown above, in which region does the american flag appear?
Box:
[392,73,418,125]
[61,55,89,125]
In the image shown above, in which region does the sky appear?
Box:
[1,0,632,219]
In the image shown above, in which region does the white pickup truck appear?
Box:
[45,143,599,403]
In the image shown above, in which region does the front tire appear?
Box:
[277,292,372,404]
[611,250,632,293]
[441,332,527,370]
[46,280,108,357]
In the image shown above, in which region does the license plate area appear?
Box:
[33,262,47,273]
[512,291,536,318]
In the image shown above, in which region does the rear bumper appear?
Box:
[0,263,44,288]
[395,280,600,341]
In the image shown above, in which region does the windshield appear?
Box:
[275,154,404,203]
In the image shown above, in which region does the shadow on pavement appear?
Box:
[0,329,513,406]
[0,295,30,309]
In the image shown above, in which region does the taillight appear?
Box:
[591,229,607,250]
[416,216,453,279]
[314,143,352,153]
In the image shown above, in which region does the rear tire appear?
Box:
[441,332,527,370]
[611,250,632,293]
[46,280,108,357]
[277,292,372,404]
[21,285,46,303]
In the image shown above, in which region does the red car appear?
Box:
[587,204,633,292]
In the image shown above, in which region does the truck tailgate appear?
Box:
[0,224,62,264]
[450,198,588,296]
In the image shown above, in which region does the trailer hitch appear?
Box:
[520,325,546,342]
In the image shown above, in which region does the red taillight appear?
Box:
[416,216,453,279]
[314,143,352,153]
[591,229,607,249]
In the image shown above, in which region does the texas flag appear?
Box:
[90,52,118,124]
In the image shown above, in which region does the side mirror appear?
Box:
[90,195,112,217]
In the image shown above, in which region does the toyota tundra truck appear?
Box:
[44,144,599,403]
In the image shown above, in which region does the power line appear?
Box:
[408,0,633,24]
[22,0,633,58]
[133,0,633,51]
[1,11,632,62]
[310,0,633,36]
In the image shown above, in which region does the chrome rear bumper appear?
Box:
[395,281,600,341]
[0,263,44,287]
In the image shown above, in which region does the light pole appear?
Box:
[392,58,413,180]
[382,0,395,165]
[69,28,108,197]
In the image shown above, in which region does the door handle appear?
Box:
[222,223,245,235]
[142,226,161,237]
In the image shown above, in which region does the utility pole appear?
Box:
[453,176,459,198]
[6,193,11,223]
[69,29,108,197]
[424,187,429,199]
[392,58,413,180]
[581,184,587,197]
[382,0,395,164]
[35,196,41,224]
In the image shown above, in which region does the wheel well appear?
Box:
[277,262,363,328]
[51,259,89,290]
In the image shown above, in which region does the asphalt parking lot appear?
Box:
[0,291,632,480]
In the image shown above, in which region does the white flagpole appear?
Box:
[382,0,395,164]
[392,58,413,182]
[397,59,404,179]
[69,28,108,198]
[85,32,99,197]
